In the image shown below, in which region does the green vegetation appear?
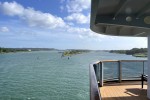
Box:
[0,47,56,54]
[132,53,147,57]
[0,48,28,53]
[110,48,147,57]
[62,50,90,57]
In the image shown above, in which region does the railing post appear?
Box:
[93,64,98,80]
[143,61,145,75]
[100,62,103,87]
[94,64,99,82]
[97,62,100,86]
[118,61,122,83]
[90,64,101,100]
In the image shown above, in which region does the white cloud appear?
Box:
[0,1,67,29]
[0,1,24,16]
[66,0,91,13]
[64,13,90,24]
[66,26,106,41]
[0,1,104,42]
[67,22,74,26]
[23,8,66,28]
[0,27,9,32]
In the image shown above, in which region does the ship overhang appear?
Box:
[90,0,150,37]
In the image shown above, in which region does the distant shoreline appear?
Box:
[0,47,58,54]
[109,48,147,58]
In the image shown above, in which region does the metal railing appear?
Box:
[89,60,147,100]
[90,63,102,100]
[94,60,147,86]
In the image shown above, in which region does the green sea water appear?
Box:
[0,51,147,100]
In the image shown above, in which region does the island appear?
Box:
[62,49,90,57]
[110,48,147,57]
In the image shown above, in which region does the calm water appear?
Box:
[0,51,147,100]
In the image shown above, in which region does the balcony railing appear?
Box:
[89,60,147,100]
[90,63,102,100]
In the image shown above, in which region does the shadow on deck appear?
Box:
[100,81,149,100]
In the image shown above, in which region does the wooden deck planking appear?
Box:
[100,81,149,100]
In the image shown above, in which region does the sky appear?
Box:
[0,0,147,50]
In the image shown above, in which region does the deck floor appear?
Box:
[100,81,149,100]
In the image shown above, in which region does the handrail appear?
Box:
[90,64,101,100]
[90,60,147,100]
[99,60,147,63]
[93,60,147,84]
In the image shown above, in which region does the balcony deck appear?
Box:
[99,81,149,100]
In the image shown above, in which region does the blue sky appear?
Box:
[0,0,147,50]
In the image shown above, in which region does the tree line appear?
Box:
[0,47,30,53]
[110,48,147,55]
[0,47,56,53]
